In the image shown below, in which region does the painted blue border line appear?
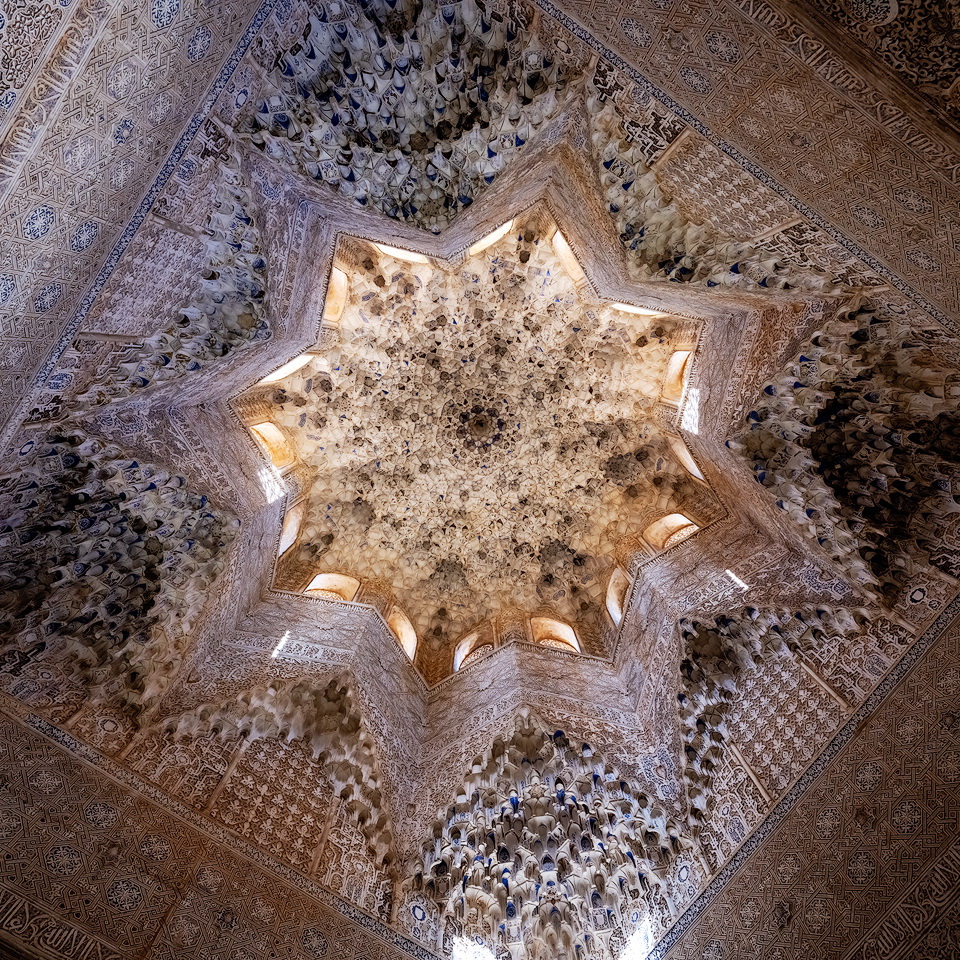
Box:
[646,590,960,959]
[29,0,281,398]
[532,0,957,335]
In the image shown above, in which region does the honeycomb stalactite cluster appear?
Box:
[415,714,688,960]
[734,300,960,598]
[166,675,395,862]
[677,604,866,828]
[247,0,862,295]
[260,222,708,646]
[0,433,238,715]
[249,0,576,232]
[588,103,841,294]
[78,161,269,405]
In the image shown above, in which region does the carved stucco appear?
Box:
[0,0,958,958]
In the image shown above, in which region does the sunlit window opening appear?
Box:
[374,242,430,264]
[550,229,587,287]
[612,302,666,317]
[619,918,656,960]
[305,572,360,602]
[668,434,705,481]
[461,642,494,667]
[387,606,418,660]
[531,616,580,652]
[323,266,349,325]
[643,513,699,550]
[453,631,482,670]
[258,352,315,385]
[661,350,693,404]
[468,219,514,256]
[450,937,495,960]
[250,421,294,469]
[606,567,631,626]
[277,501,304,556]
[453,629,496,670]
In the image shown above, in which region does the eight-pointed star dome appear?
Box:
[239,210,714,651]
[1,0,954,954]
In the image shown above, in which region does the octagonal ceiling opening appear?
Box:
[236,207,720,666]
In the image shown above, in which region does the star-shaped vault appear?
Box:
[238,207,717,659]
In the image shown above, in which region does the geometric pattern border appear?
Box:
[11,706,439,960]
[647,589,960,958]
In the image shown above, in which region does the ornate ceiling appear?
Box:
[241,217,712,648]
[0,0,959,959]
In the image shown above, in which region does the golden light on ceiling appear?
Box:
[373,242,430,264]
[248,214,717,649]
[258,352,315,385]
[249,421,293,468]
[468,220,514,256]
[662,349,693,404]
[277,501,304,555]
[387,606,418,660]
[605,566,631,626]
[642,513,699,550]
[531,616,581,652]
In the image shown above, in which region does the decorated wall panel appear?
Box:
[801,0,960,128]
[0,706,428,960]
[657,605,960,959]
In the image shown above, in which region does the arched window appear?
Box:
[249,421,294,469]
[373,242,429,265]
[323,266,349,325]
[612,302,665,318]
[278,501,304,556]
[453,630,494,670]
[387,606,417,661]
[304,573,360,602]
[605,567,631,626]
[468,220,514,256]
[661,350,693,404]
[258,352,314,385]
[461,643,494,668]
[642,513,699,550]
[531,617,580,652]
[668,435,705,481]
[550,229,587,287]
